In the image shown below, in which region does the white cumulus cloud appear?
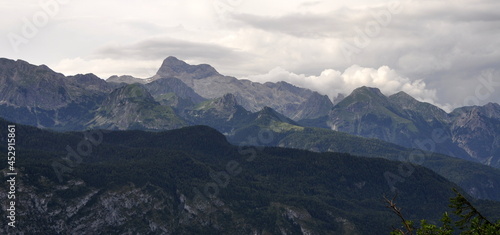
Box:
[244,65,453,112]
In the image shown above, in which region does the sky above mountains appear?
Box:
[1,0,499,111]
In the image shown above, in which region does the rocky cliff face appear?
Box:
[292,93,334,121]
[0,171,359,235]
[450,103,500,167]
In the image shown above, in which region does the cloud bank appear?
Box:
[244,65,453,112]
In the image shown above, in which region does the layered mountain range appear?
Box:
[0,56,499,170]
[109,56,335,120]
[321,86,500,167]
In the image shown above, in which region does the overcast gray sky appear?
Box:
[1,0,499,111]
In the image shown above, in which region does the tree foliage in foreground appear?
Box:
[387,189,500,234]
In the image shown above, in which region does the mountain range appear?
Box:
[110,56,335,121]
[0,56,498,169]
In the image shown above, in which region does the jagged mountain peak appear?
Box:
[350,86,385,97]
[389,90,428,107]
[0,57,64,79]
[0,58,53,74]
[0,58,34,68]
[0,58,71,109]
[451,102,500,122]
[335,86,390,110]
[156,56,220,79]
[479,102,500,119]
[162,56,189,68]
[388,90,449,122]
[485,102,500,108]
[256,106,296,124]
[390,91,414,101]
[477,102,500,119]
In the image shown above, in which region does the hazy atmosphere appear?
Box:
[3,1,500,233]
[2,0,499,111]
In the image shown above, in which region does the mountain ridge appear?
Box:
[146,57,334,120]
[317,85,499,166]
[0,57,499,168]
